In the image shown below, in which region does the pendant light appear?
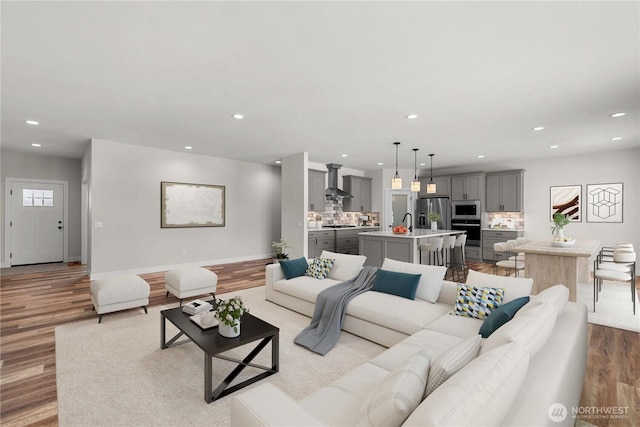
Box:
[427,153,437,194]
[391,142,402,189]
[410,148,421,192]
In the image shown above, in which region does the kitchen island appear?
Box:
[516,239,600,302]
[358,229,464,267]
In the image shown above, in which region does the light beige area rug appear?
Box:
[577,280,639,333]
[55,286,385,426]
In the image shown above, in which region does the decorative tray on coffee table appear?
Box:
[190,312,219,329]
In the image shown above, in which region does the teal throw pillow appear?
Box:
[479,296,530,338]
[305,258,335,280]
[454,283,505,320]
[371,269,422,300]
[279,257,309,280]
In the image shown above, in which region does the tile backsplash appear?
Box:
[487,212,525,229]
[308,198,380,226]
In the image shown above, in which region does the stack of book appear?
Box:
[181,299,213,315]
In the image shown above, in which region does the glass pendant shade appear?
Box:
[427,153,436,194]
[411,148,421,192]
[391,142,402,189]
[392,176,403,189]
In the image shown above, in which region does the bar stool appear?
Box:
[442,235,457,280]
[418,237,444,265]
[494,241,525,277]
[593,248,636,314]
[451,234,468,281]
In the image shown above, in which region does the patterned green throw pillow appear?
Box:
[305,257,335,280]
[454,283,504,319]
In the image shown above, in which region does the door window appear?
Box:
[23,189,54,207]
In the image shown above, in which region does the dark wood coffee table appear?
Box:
[160,308,279,403]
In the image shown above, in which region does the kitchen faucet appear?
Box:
[402,212,413,232]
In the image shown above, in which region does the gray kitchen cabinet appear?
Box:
[486,170,524,212]
[335,228,360,254]
[308,230,335,258]
[482,229,525,261]
[465,246,482,262]
[308,169,327,212]
[419,175,451,197]
[342,176,372,212]
[451,173,485,201]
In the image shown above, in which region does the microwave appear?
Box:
[452,201,482,219]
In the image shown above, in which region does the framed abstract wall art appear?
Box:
[161,181,225,228]
[550,185,581,222]
[586,183,623,223]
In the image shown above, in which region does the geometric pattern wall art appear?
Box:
[550,185,581,222]
[586,183,623,223]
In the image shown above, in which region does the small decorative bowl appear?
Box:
[551,239,575,247]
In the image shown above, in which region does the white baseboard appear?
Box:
[88,253,272,280]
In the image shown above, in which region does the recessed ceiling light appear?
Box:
[405,114,418,119]
[26,120,39,125]
[477,155,485,159]
[232,114,244,119]
[184,146,193,150]
[275,160,282,164]
[610,137,623,141]
[532,126,545,131]
[31,143,41,147]
[610,112,626,118]
[377,162,384,166]
[341,154,348,158]
[419,162,426,166]
[549,145,559,149]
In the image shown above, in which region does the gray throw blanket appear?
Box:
[294,266,378,355]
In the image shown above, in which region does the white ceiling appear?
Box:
[2,1,638,172]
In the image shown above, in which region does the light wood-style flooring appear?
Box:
[1,260,638,426]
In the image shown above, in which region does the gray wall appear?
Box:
[1,150,82,265]
[87,139,281,278]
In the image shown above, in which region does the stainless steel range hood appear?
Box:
[325,163,352,198]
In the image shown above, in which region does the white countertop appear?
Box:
[358,229,463,239]
[482,228,526,231]
[309,226,380,231]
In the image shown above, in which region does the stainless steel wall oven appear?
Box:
[451,219,482,246]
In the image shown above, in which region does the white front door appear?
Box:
[10,181,65,265]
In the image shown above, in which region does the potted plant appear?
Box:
[550,213,571,241]
[214,295,249,338]
[271,238,291,263]
[427,211,441,230]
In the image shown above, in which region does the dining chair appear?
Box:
[593,248,636,314]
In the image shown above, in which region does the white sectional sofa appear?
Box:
[232,252,588,427]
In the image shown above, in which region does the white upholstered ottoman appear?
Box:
[165,267,217,305]
[90,275,150,323]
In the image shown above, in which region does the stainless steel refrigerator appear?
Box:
[416,197,451,230]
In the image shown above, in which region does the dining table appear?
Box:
[515,239,601,302]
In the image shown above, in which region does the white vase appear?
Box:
[555,228,564,240]
[218,319,241,338]
[431,221,438,230]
